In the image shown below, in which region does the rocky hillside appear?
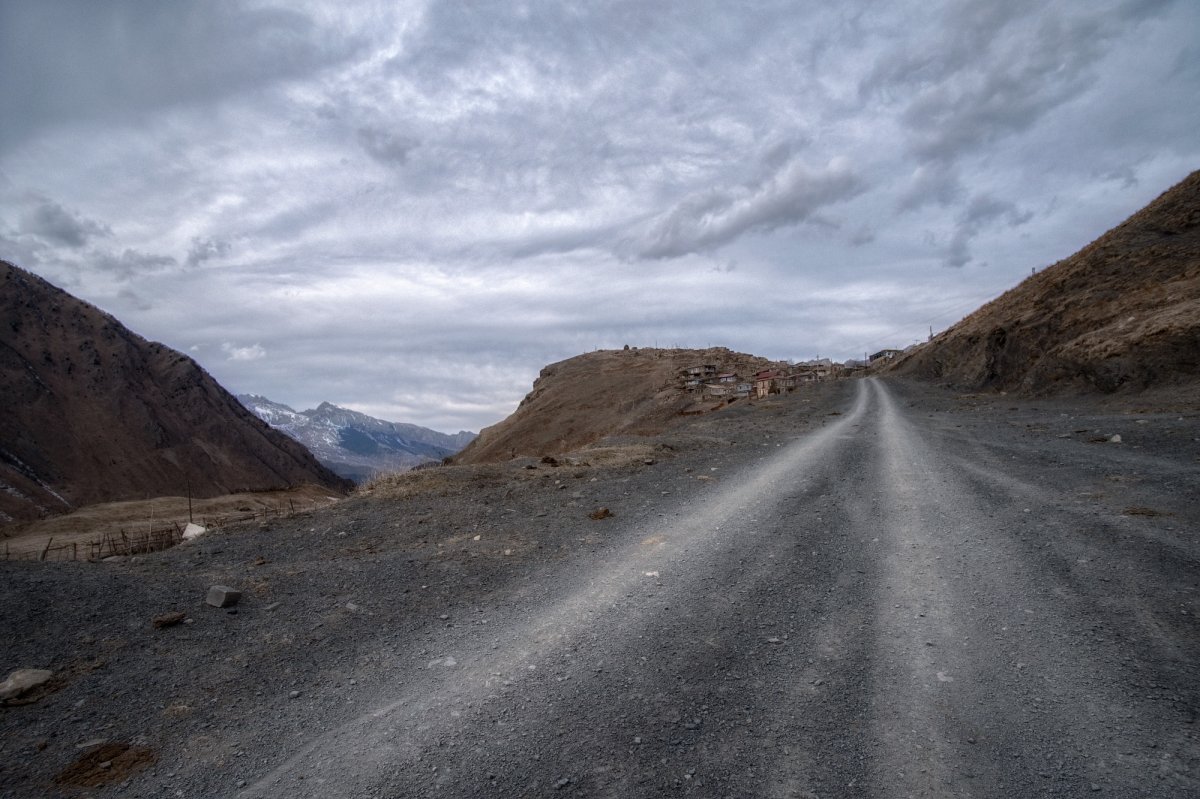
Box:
[0,261,350,524]
[893,170,1200,393]
[238,395,475,482]
[455,347,781,464]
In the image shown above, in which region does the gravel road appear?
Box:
[2,377,1197,797]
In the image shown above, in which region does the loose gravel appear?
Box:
[1,378,1197,798]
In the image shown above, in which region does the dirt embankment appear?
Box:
[454,347,783,464]
[892,169,1200,395]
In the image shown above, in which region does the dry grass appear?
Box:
[1,484,340,561]
[360,443,661,501]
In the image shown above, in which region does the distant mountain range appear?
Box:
[0,260,349,524]
[238,395,475,482]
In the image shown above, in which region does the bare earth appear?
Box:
[1,378,1197,797]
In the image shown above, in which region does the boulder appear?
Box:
[205,586,241,608]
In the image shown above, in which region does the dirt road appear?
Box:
[3,377,1197,797]
[234,378,1199,798]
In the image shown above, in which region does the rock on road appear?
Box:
[238,378,1199,798]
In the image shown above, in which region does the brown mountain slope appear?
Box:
[0,260,350,524]
[892,170,1200,393]
[455,347,781,464]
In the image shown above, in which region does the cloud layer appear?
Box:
[1,0,1197,432]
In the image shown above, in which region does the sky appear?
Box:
[1,1,1197,434]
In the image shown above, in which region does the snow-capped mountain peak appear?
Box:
[236,395,476,483]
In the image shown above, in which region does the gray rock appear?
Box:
[205,585,241,608]
[0,668,53,701]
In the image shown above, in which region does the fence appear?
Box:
[2,497,322,562]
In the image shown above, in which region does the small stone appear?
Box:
[205,585,241,608]
[152,611,186,629]
[0,669,53,701]
[264,602,282,612]
[555,777,571,789]
[289,690,301,699]
[643,459,655,465]
[1109,434,1122,443]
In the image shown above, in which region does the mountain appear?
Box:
[455,347,781,464]
[893,170,1200,393]
[237,395,475,482]
[0,260,351,524]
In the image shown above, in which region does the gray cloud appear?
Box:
[186,237,232,267]
[19,199,110,247]
[0,1,360,151]
[91,248,178,280]
[946,194,1034,268]
[1,0,1197,432]
[356,126,420,165]
[635,158,865,259]
[897,163,964,212]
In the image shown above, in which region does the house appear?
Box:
[793,358,835,381]
[685,364,718,378]
[705,384,730,397]
[755,370,779,398]
[869,349,903,362]
[736,382,753,397]
[716,372,737,383]
[684,377,703,391]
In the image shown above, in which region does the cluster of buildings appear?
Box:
[681,358,855,400]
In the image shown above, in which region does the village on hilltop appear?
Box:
[681,348,904,401]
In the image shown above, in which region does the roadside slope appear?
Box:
[892,169,1200,393]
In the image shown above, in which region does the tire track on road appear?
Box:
[237,383,874,798]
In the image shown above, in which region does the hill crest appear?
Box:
[455,347,783,464]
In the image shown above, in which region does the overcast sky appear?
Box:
[2,1,1197,433]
